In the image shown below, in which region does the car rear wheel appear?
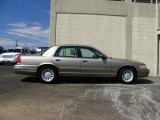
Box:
[0,63,4,65]
[39,67,57,83]
[118,68,135,84]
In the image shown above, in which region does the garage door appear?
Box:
[56,14,126,58]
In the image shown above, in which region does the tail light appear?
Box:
[17,56,21,64]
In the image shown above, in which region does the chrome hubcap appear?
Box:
[41,69,54,82]
[122,70,134,82]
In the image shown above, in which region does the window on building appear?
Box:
[135,0,151,3]
[108,0,124,1]
[132,0,159,3]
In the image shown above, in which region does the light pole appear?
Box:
[15,40,18,47]
[156,0,159,75]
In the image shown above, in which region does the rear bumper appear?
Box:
[137,69,150,78]
[14,64,38,76]
[0,60,16,64]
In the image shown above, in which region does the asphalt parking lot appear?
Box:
[0,66,160,120]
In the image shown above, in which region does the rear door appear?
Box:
[79,47,112,77]
[53,46,80,76]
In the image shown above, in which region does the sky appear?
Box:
[0,0,51,49]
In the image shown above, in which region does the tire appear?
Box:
[118,67,135,84]
[39,67,58,83]
[0,63,4,65]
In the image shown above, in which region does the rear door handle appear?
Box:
[56,59,61,62]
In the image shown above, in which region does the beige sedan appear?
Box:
[14,45,149,84]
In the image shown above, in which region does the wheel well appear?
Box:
[37,64,59,76]
[117,66,137,78]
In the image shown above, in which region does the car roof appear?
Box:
[1,52,21,55]
[54,44,94,48]
[37,47,49,49]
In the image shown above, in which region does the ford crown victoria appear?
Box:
[14,45,149,84]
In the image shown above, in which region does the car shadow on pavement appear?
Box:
[21,77,41,83]
[59,77,119,84]
[133,78,154,84]
[21,77,154,84]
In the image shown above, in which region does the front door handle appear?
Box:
[56,59,61,62]
[83,60,88,63]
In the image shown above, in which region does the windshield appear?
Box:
[8,49,21,53]
[14,49,21,53]
[7,48,29,54]
[8,49,14,52]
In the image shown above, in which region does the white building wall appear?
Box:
[56,14,126,58]
[132,17,157,75]
[50,0,158,76]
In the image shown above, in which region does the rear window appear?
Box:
[2,55,14,58]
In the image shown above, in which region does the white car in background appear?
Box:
[0,52,21,65]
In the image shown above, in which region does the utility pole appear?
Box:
[24,42,26,47]
[156,0,159,75]
[15,40,18,47]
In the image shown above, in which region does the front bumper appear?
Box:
[14,64,38,76]
[137,68,150,78]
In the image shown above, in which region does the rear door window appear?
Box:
[55,47,77,57]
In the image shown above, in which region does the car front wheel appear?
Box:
[118,68,135,84]
[39,67,57,83]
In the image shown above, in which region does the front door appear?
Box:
[79,47,112,77]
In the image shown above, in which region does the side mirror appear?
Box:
[101,55,107,60]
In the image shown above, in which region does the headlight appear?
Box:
[139,64,147,69]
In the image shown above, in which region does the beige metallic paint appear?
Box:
[14,45,149,78]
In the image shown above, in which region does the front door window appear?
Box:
[80,47,101,59]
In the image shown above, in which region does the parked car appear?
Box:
[0,52,21,65]
[8,47,30,55]
[14,45,149,84]
[0,46,4,54]
[36,47,49,55]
